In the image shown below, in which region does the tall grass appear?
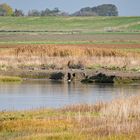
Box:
[13,45,134,57]
[0,95,140,140]
[0,44,140,70]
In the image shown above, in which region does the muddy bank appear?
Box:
[1,68,140,84]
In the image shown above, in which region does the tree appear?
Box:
[0,7,6,16]
[72,4,118,16]
[51,7,60,16]
[0,3,13,16]
[40,8,62,16]
[28,10,41,16]
[14,9,24,16]
[41,8,51,16]
[92,4,118,16]
[52,7,60,13]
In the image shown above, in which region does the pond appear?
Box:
[0,80,140,111]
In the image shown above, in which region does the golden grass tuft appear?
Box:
[101,95,140,119]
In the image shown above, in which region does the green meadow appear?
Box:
[0,16,140,33]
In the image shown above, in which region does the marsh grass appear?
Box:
[0,95,140,140]
[0,76,22,82]
[13,45,128,57]
[0,44,140,70]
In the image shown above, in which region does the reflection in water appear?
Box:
[0,80,140,111]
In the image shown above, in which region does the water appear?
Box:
[0,80,140,111]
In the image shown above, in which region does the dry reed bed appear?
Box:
[0,95,140,139]
[62,94,140,120]
[62,95,140,136]
[13,44,140,57]
[0,44,140,69]
[1,44,140,57]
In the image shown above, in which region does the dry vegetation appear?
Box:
[0,94,140,140]
[0,44,140,70]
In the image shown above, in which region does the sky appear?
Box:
[0,0,140,16]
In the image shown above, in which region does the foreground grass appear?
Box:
[0,95,140,140]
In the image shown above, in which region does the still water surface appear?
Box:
[0,80,140,111]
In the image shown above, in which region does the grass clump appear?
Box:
[86,64,101,70]
[114,77,135,84]
[0,76,22,82]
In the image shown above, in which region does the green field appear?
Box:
[0,16,140,44]
[0,16,140,72]
[0,16,140,33]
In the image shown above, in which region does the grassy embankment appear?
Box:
[0,95,140,140]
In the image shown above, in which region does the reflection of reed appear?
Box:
[0,82,22,94]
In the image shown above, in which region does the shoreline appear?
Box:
[1,68,140,84]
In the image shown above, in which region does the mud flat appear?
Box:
[0,68,140,84]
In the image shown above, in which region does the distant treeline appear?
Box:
[72,4,118,16]
[0,3,118,16]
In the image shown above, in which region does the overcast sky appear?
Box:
[0,0,140,16]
